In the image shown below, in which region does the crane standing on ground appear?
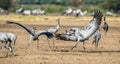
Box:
[0,32,14,57]
[5,32,17,50]
[15,5,24,15]
[46,18,60,48]
[103,15,109,36]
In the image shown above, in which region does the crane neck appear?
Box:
[56,19,60,29]
[31,28,36,33]
[104,15,106,21]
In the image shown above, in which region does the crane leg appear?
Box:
[25,40,33,53]
[94,40,99,51]
[27,39,32,49]
[3,42,9,57]
[13,40,16,51]
[52,37,55,48]
[47,38,52,49]
[6,49,9,57]
[83,42,86,50]
[92,39,96,45]
[95,41,98,48]
[92,41,95,45]
[71,42,79,50]
[8,42,14,56]
[37,39,39,50]
[105,31,107,36]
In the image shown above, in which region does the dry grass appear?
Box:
[0,14,120,64]
[0,14,120,22]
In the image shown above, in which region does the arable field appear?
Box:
[0,14,120,64]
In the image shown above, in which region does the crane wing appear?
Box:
[47,27,57,33]
[79,10,103,40]
[35,30,54,38]
[6,21,34,36]
[47,18,60,34]
[56,10,103,42]
[35,30,47,36]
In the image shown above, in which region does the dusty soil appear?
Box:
[0,16,120,64]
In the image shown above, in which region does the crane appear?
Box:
[91,29,101,48]
[46,18,60,48]
[15,5,24,15]
[103,15,109,35]
[22,10,31,16]
[6,21,54,49]
[80,10,87,16]
[5,32,17,50]
[62,7,73,15]
[56,10,103,50]
[32,9,46,15]
[73,9,81,17]
[0,32,13,57]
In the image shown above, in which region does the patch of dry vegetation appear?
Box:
[0,14,119,22]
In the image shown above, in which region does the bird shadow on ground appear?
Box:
[77,50,120,53]
[0,54,19,58]
[51,48,120,53]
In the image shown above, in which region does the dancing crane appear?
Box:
[56,10,103,50]
[6,21,54,49]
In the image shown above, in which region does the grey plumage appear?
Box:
[31,9,46,15]
[73,8,87,17]
[31,9,40,15]
[39,9,46,15]
[103,15,109,35]
[15,5,24,14]
[5,32,17,50]
[46,18,60,47]
[47,18,60,34]
[79,9,87,16]
[73,9,81,17]
[92,29,101,48]
[0,32,14,57]
[56,34,77,41]
[6,21,54,49]
[106,12,113,16]
[62,7,73,15]
[15,5,31,15]
[57,10,103,50]
[22,10,31,15]
[0,8,9,15]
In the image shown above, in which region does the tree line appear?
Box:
[0,0,119,13]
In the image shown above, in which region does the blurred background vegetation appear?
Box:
[0,0,119,13]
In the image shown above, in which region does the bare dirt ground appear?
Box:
[0,15,120,64]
